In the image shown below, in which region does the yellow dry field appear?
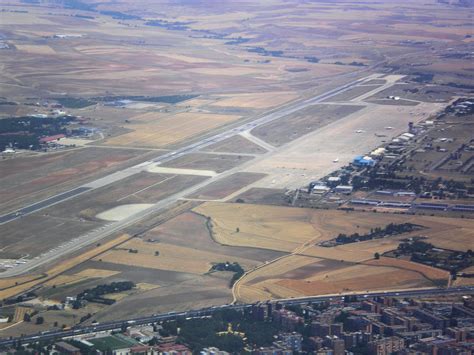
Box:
[0,235,130,301]
[105,282,159,301]
[136,282,160,291]
[75,45,140,56]
[391,23,473,37]
[302,240,403,263]
[454,265,474,286]
[0,275,41,290]
[212,92,298,109]
[454,278,474,286]
[339,32,432,42]
[176,98,216,108]
[0,12,55,25]
[44,268,120,288]
[44,275,85,288]
[461,266,474,273]
[46,235,130,277]
[238,258,447,302]
[195,203,326,252]
[130,111,169,123]
[105,292,131,302]
[157,53,216,63]
[247,255,321,284]
[105,112,240,148]
[13,306,33,323]
[196,202,474,253]
[238,281,302,303]
[14,45,56,55]
[197,202,472,302]
[186,66,271,76]
[95,238,254,274]
[75,268,120,278]
[277,265,434,295]
[179,12,256,30]
[362,257,449,281]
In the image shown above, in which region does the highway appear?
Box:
[0,286,472,347]
[0,73,383,277]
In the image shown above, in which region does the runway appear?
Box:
[0,73,384,277]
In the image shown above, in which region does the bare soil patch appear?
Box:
[187,172,266,200]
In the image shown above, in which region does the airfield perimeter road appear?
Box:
[0,286,473,345]
[0,73,384,277]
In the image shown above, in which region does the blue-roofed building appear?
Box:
[353,155,375,167]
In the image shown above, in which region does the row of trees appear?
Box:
[334,223,420,245]
[75,281,135,306]
[210,262,245,287]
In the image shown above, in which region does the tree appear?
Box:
[121,322,128,332]
[374,252,380,260]
[23,313,31,322]
[148,337,159,345]
[35,316,44,325]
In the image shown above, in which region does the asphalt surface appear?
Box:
[0,73,382,278]
[0,286,472,346]
[0,187,91,224]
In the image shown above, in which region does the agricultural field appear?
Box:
[104,112,242,148]
[0,234,131,301]
[29,212,284,321]
[196,202,473,301]
[0,0,473,330]
[197,202,474,253]
[92,211,283,277]
[236,256,447,303]
[211,92,298,109]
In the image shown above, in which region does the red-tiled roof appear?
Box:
[39,134,66,143]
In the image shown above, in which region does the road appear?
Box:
[0,73,380,226]
[0,286,472,346]
[0,73,383,277]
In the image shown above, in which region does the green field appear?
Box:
[88,334,138,351]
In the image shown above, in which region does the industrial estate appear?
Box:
[0,0,473,353]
